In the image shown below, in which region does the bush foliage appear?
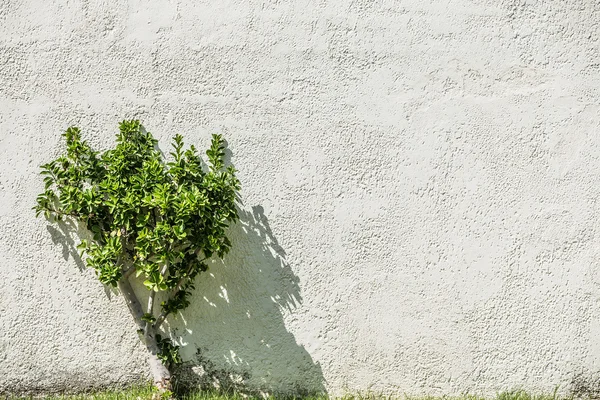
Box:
[34,120,240,367]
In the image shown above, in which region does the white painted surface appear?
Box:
[1,0,600,396]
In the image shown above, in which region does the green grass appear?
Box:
[4,387,583,400]
[4,385,154,400]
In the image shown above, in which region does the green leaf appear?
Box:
[141,313,156,323]
[143,280,154,290]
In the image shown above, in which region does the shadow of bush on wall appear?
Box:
[47,223,120,301]
[168,205,325,396]
[42,130,325,395]
[570,369,600,399]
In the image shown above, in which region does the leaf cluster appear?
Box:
[155,334,182,368]
[34,120,240,322]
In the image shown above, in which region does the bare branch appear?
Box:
[153,310,168,330]
[123,264,136,279]
[145,290,156,334]
[41,206,81,219]
[117,276,145,331]
[118,275,171,388]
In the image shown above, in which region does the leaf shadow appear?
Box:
[45,221,118,300]
[43,205,326,396]
[46,223,86,272]
[166,205,326,397]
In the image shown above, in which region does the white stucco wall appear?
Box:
[2,0,600,396]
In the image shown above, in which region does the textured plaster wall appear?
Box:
[2,0,600,396]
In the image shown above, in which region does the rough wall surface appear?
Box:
[1,0,600,396]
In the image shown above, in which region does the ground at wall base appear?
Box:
[4,386,600,400]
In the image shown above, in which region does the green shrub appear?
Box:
[34,120,241,392]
